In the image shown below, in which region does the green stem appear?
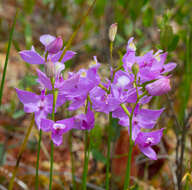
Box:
[8,114,35,190]
[123,141,133,190]
[81,98,91,190]
[81,130,90,190]
[69,131,76,190]
[120,104,131,117]
[35,129,42,190]
[106,112,112,190]
[123,105,134,190]
[110,42,113,63]
[49,79,57,190]
[49,141,54,190]
[58,0,97,62]
[105,41,114,189]
[122,91,147,189]
[0,10,17,105]
[184,176,189,190]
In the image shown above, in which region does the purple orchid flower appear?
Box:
[111,84,137,104]
[40,35,63,54]
[67,95,87,111]
[19,46,45,65]
[73,107,95,130]
[19,34,76,65]
[122,37,137,71]
[135,128,164,160]
[112,70,134,89]
[66,67,100,96]
[40,34,56,47]
[137,51,176,84]
[89,80,137,114]
[59,62,101,110]
[146,77,171,96]
[41,117,75,146]
[122,38,176,84]
[16,88,66,129]
[36,69,80,92]
[16,88,52,129]
[19,47,76,65]
[112,105,164,140]
[88,56,101,69]
[89,85,120,113]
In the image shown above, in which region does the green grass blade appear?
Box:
[0,10,18,105]
[58,0,97,62]
[179,27,192,122]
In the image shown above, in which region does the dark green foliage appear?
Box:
[0,144,6,166]
[178,27,192,122]
[90,124,102,150]
[91,149,107,164]
[93,0,106,17]
[74,0,84,5]
[143,6,154,27]
[23,0,35,14]
[109,118,120,142]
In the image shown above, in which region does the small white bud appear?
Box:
[45,61,55,78]
[109,23,118,42]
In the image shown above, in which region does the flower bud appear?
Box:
[46,36,63,54]
[132,63,139,75]
[146,77,171,96]
[45,61,55,78]
[109,23,118,42]
[55,62,65,76]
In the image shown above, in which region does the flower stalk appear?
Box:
[81,130,90,190]
[81,97,91,190]
[106,112,112,190]
[122,91,147,189]
[35,51,49,190]
[69,130,76,189]
[35,129,42,190]
[49,78,58,190]
[123,105,134,190]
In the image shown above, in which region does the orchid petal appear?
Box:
[19,50,45,64]
[41,118,54,132]
[139,146,157,160]
[36,69,52,90]
[40,34,56,47]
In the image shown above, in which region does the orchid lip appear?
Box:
[53,123,66,130]
[143,137,154,147]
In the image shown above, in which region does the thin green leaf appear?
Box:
[0,10,18,105]
[179,27,192,122]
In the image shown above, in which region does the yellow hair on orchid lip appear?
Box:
[128,42,136,51]
[80,71,87,77]
[154,53,161,61]
[91,60,97,65]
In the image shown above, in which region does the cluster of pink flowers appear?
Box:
[16,34,176,160]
